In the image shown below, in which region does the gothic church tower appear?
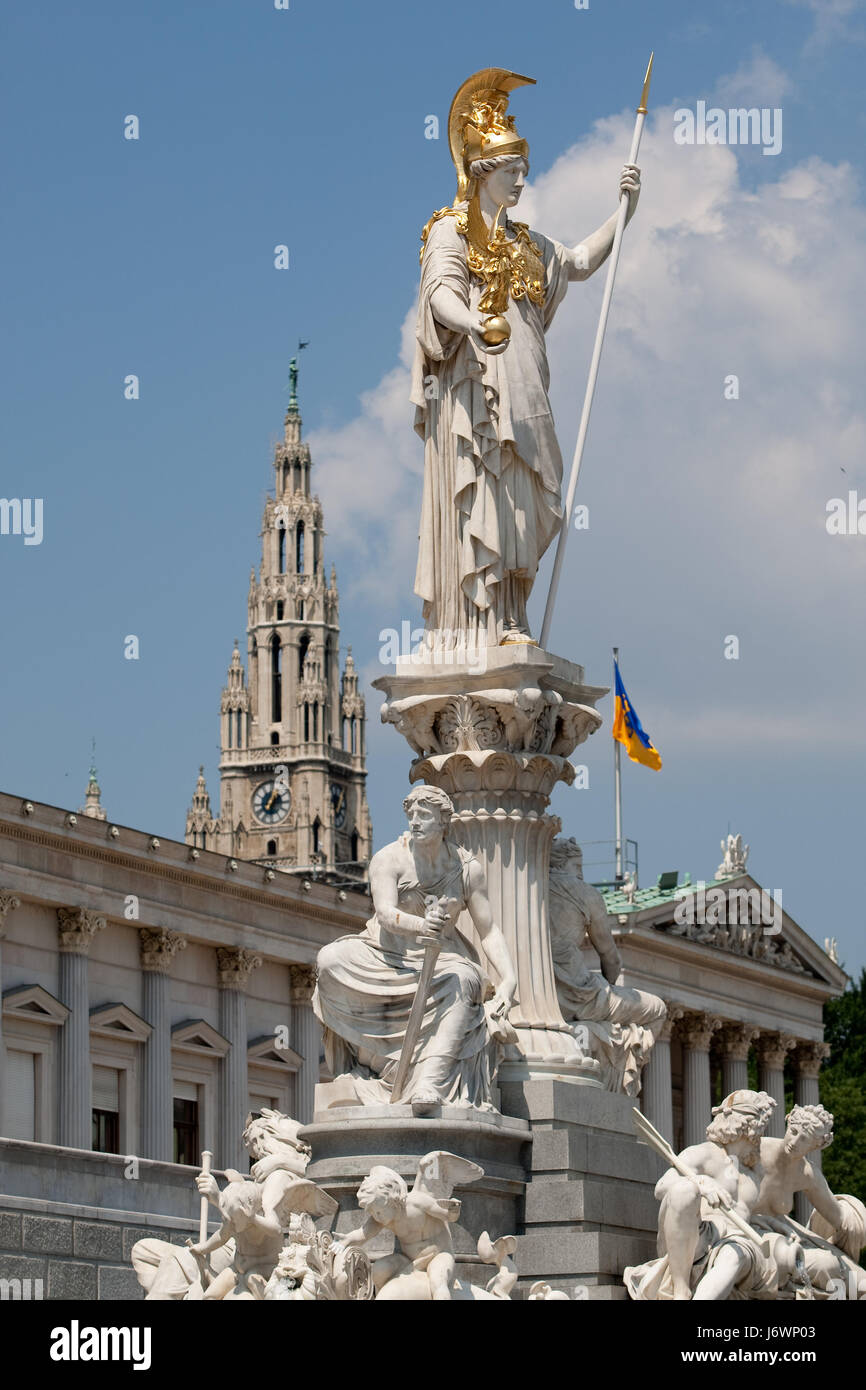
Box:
[186,360,371,876]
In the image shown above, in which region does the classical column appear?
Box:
[680,1013,720,1149]
[57,907,106,1149]
[0,892,22,1132]
[718,1023,759,1096]
[217,946,262,1171]
[641,1007,681,1145]
[756,1033,796,1138]
[793,1041,831,1222]
[289,965,319,1124]
[140,928,187,1161]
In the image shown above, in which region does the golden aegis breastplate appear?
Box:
[420,198,546,316]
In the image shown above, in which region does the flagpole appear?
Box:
[613,647,623,883]
[539,53,653,651]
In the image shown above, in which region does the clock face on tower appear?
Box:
[330,782,347,829]
[252,779,292,825]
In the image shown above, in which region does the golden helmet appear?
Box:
[448,67,535,203]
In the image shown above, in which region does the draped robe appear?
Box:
[411,211,572,647]
[313,838,495,1108]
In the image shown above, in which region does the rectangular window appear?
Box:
[173,1095,199,1166]
[92,1109,119,1153]
[91,1065,120,1153]
[6,1050,36,1140]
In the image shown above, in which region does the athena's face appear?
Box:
[482,161,527,209]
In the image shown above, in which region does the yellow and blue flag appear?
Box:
[612,660,662,771]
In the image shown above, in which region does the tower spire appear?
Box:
[80,739,107,821]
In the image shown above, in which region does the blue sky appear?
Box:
[2,1,864,973]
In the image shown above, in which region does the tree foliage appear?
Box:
[821,968,866,1205]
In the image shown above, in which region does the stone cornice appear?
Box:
[0,815,368,942]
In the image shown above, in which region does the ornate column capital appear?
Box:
[217,945,262,991]
[793,1040,830,1079]
[289,963,316,1003]
[678,1012,721,1054]
[756,1032,798,1070]
[140,927,187,974]
[658,1004,684,1043]
[718,1023,760,1061]
[57,906,107,954]
[0,890,21,939]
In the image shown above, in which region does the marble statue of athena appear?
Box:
[411,68,640,648]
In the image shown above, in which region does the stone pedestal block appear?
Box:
[503,1080,663,1299]
[303,1106,529,1282]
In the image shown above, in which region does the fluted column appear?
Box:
[0,892,22,1133]
[140,928,187,1161]
[719,1023,759,1097]
[217,947,261,1171]
[641,1007,681,1144]
[680,1013,720,1149]
[757,1033,796,1138]
[290,965,319,1124]
[57,908,106,1149]
[793,1042,831,1223]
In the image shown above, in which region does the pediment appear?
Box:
[90,1002,152,1043]
[2,984,69,1026]
[248,1034,302,1071]
[608,873,847,989]
[171,1019,231,1057]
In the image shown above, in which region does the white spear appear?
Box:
[540,53,654,650]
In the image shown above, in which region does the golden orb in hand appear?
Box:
[480,314,511,346]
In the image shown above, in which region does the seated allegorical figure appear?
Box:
[547,837,666,1095]
[313,785,517,1114]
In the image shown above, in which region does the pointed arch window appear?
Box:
[266,839,277,857]
[304,702,310,742]
[351,717,358,755]
[312,817,321,856]
[351,829,360,863]
[312,704,319,741]
[276,599,284,620]
[296,521,305,574]
[278,525,286,575]
[270,634,282,723]
[298,632,311,682]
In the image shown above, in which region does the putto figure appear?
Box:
[412,68,640,648]
[314,785,517,1112]
[335,1150,516,1301]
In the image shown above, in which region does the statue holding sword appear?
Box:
[314,785,517,1114]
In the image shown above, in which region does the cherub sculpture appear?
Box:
[335,1150,517,1301]
[130,1109,335,1301]
[188,1158,337,1300]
